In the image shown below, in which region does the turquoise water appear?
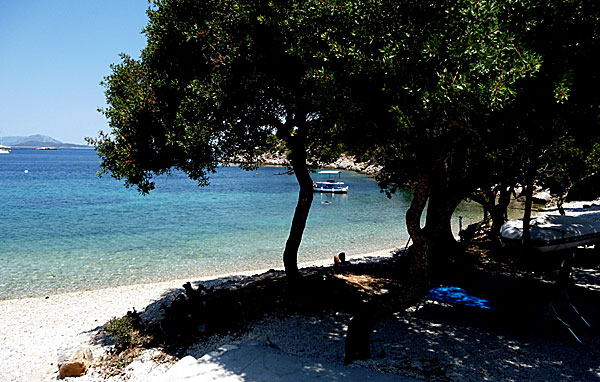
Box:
[0,149,482,299]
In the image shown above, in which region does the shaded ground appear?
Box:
[143,252,413,353]
[94,237,600,381]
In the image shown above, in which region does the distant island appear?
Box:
[1,134,90,149]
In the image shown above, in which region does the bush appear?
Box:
[104,312,144,350]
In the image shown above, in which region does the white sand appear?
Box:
[0,249,396,382]
[0,279,185,382]
[4,200,600,381]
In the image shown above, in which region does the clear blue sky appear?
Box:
[0,1,149,144]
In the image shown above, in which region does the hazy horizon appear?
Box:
[0,1,149,145]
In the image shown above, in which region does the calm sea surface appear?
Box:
[0,149,482,299]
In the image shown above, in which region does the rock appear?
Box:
[532,190,552,204]
[58,346,93,379]
[229,151,382,176]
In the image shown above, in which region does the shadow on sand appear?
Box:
[92,247,600,381]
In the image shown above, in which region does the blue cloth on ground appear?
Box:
[427,286,494,310]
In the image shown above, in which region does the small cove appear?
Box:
[0,149,484,299]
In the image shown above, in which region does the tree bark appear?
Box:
[405,175,431,289]
[423,172,463,278]
[425,175,461,247]
[405,179,462,291]
[522,172,534,246]
[490,185,513,242]
[282,132,313,280]
[405,142,464,288]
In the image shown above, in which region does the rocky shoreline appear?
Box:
[232,152,382,176]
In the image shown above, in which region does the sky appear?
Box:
[0,1,149,144]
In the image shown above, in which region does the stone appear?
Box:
[58,346,93,379]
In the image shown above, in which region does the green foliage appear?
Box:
[90,0,600,272]
[90,0,355,194]
[329,0,600,209]
[90,0,364,274]
[104,314,146,350]
[484,0,600,197]
[321,1,544,198]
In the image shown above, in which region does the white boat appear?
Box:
[312,170,349,193]
[0,144,11,154]
[36,146,57,150]
[500,215,600,252]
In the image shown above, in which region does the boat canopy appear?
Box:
[312,169,348,193]
[500,215,600,252]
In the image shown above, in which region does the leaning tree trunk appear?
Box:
[405,175,432,292]
[282,133,313,280]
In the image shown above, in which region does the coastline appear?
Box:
[231,152,383,176]
[1,151,408,302]
[4,200,600,381]
[1,246,400,301]
[0,247,399,382]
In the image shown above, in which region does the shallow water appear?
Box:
[0,149,483,299]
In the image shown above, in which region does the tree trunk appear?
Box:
[522,173,534,246]
[405,176,431,290]
[282,133,313,280]
[406,182,462,290]
[557,197,566,216]
[405,148,463,288]
[424,175,463,279]
[469,190,493,222]
[490,185,512,242]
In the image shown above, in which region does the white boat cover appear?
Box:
[501,215,600,252]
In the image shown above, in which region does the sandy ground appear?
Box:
[0,278,190,382]
[0,250,395,381]
[3,201,600,381]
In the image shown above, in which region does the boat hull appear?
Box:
[312,186,348,193]
[312,180,348,193]
[500,215,600,252]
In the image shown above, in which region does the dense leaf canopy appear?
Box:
[90,0,600,280]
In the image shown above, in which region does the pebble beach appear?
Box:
[2,203,600,381]
[1,251,399,381]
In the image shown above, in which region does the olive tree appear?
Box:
[89,0,347,279]
[316,0,542,287]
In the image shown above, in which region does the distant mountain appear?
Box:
[2,134,61,145]
[1,135,90,148]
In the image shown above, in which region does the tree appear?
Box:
[475,0,600,243]
[89,0,350,279]
[91,0,600,290]
[329,0,600,285]
[318,0,542,288]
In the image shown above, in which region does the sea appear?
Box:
[0,149,483,299]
